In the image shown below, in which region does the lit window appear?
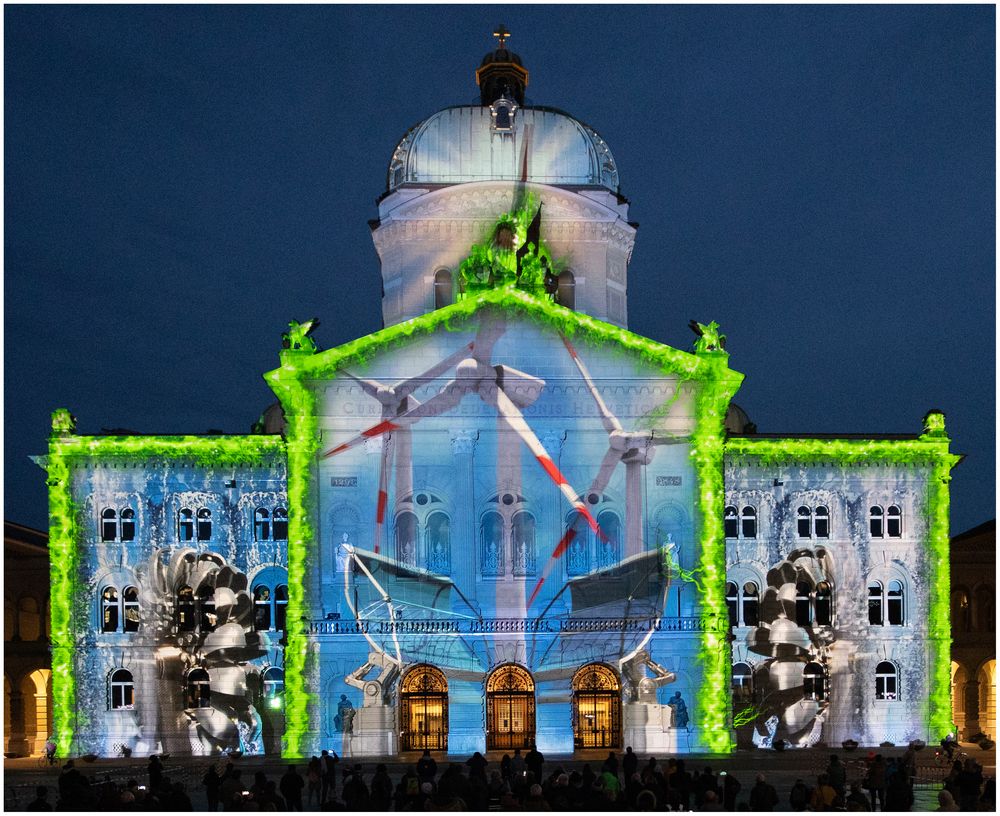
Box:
[178,508,194,542]
[724,506,738,539]
[176,585,196,631]
[875,661,898,701]
[870,505,884,538]
[122,586,140,633]
[803,662,825,700]
[732,662,753,702]
[109,669,134,710]
[263,667,284,699]
[951,588,970,632]
[255,508,270,541]
[253,585,272,631]
[197,508,212,541]
[252,572,289,632]
[187,668,211,709]
[101,586,119,632]
[887,506,902,538]
[198,587,217,632]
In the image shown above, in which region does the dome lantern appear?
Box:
[476,24,528,106]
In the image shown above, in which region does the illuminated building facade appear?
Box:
[41,35,958,758]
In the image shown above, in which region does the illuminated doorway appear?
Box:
[486,664,535,750]
[572,663,622,749]
[400,665,448,751]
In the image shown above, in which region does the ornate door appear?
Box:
[572,663,622,749]
[400,665,448,751]
[486,664,536,750]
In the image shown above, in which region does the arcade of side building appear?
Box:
[19,35,986,760]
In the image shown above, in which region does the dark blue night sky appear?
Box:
[5,5,994,534]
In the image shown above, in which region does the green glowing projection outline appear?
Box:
[724,414,961,740]
[266,285,743,756]
[43,420,286,756]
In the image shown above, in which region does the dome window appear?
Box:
[490,97,517,133]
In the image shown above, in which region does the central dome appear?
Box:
[386,105,620,194]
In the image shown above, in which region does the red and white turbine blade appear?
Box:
[339,369,385,401]
[470,318,507,365]
[323,381,470,458]
[372,437,394,554]
[493,387,599,533]
[560,335,621,436]
[527,446,621,606]
[393,341,475,402]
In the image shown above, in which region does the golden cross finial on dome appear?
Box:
[493,24,511,49]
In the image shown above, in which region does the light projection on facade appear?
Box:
[42,35,960,759]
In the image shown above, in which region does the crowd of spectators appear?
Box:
[15,746,997,812]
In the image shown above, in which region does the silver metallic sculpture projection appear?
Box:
[144,548,268,755]
[747,547,836,748]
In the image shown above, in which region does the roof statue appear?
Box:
[282,318,320,352]
[688,320,727,353]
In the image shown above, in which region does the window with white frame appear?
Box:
[886,505,902,538]
[252,570,289,633]
[101,507,136,542]
[99,584,140,634]
[178,506,214,541]
[724,505,758,539]
[186,668,211,709]
[875,661,899,700]
[869,579,906,626]
[254,506,288,541]
[870,505,902,538]
[726,581,760,627]
[262,666,285,701]
[732,662,753,702]
[109,668,134,710]
[803,662,825,700]
[797,505,829,538]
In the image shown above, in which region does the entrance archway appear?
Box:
[572,664,622,749]
[400,665,448,751]
[978,659,996,739]
[486,664,535,750]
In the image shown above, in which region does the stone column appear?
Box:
[450,431,478,599]
[963,679,981,739]
[8,690,28,756]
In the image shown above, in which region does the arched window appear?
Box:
[253,585,272,631]
[186,668,211,709]
[262,667,284,701]
[178,508,194,542]
[481,512,504,577]
[742,582,760,626]
[101,508,118,542]
[868,581,884,626]
[254,508,270,541]
[797,506,813,538]
[511,512,537,576]
[875,661,898,701]
[887,580,905,626]
[798,505,830,538]
[556,270,575,309]
[176,585,196,631]
[196,508,213,541]
[951,588,970,632]
[975,586,995,632]
[426,512,451,574]
[275,585,288,632]
[724,506,738,539]
[122,586,140,633]
[120,508,136,541]
[741,506,757,539]
[870,505,884,538]
[565,512,591,576]
[395,511,418,566]
[732,662,753,702]
[803,663,825,700]
[273,508,288,541]
[434,269,452,309]
[101,587,120,633]
[596,511,621,567]
[886,505,902,538]
[726,582,739,627]
[4,597,15,641]
[815,582,833,626]
[109,669,134,710]
[795,582,812,626]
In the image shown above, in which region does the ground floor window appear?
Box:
[486,663,536,751]
[400,664,448,751]
[572,663,621,749]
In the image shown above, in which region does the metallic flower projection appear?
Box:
[747,547,836,748]
[145,548,268,755]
